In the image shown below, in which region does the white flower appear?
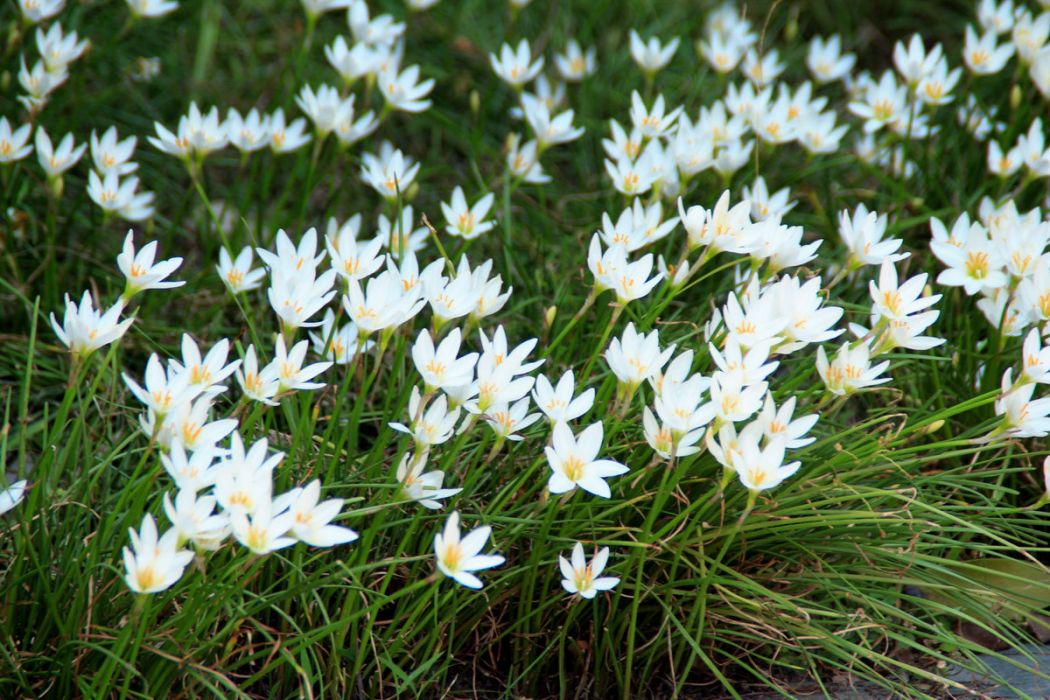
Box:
[977,287,1032,336]
[485,398,542,441]
[433,511,504,589]
[390,387,461,449]
[605,156,656,196]
[87,171,144,217]
[19,0,65,23]
[0,480,27,516]
[555,40,597,81]
[839,204,907,268]
[710,337,777,387]
[796,111,848,155]
[269,108,312,153]
[977,0,1016,34]
[231,487,296,555]
[608,251,663,305]
[36,128,85,178]
[606,323,674,391]
[711,138,753,178]
[122,353,196,416]
[302,0,351,18]
[708,371,766,424]
[361,144,420,200]
[893,34,944,84]
[117,231,185,300]
[90,127,137,176]
[730,435,801,493]
[161,441,220,493]
[678,190,753,254]
[629,30,679,73]
[149,102,228,162]
[490,39,544,87]
[743,47,784,87]
[325,36,377,84]
[441,187,496,239]
[629,92,681,140]
[599,198,677,253]
[507,134,550,183]
[933,223,1007,295]
[266,262,337,333]
[163,489,229,551]
[213,434,283,514]
[51,291,133,360]
[309,309,368,365]
[36,23,89,72]
[277,480,358,547]
[996,370,1050,437]
[816,341,891,396]
[699,30,747,74]
[532,370,594,424]
[545,421,628,498]
[18,58,67,112]
[0,118,33,164]
[1020,328,1050,384]
[559,542,619,599]
[296,84,356,136]
[752,394,817,448]
[126,0,180,18]
[412,328,478,392]
[380,64,434,113]
[769,275,844,354]
[1013,11,1050,64]
[742,176,795,222]
[869,260,940,322]
[122,514,194,594]
[396,452,461,509]
[171,334,240,393]
[849,70,908,134]
[225,107,272,153]
[150,395,238,453]
[269,334,331,394]
[642,407,704,460]
[521,93,584,148]
[217,246,266,293]
[348,0,405,45]
[963,25,1015,74]
[343,268,425,336]
[807,35,855,83]
[916,60,962,107]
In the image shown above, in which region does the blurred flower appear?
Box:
[629,30,679,74]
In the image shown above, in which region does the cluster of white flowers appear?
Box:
[3,1,177,217]
[16,0,176,115]
[931,198,1050,335]
[123,431,356,593]
[20,0,1050,615]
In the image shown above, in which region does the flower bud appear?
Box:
[544,305,557,330]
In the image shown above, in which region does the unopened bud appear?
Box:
[1010,84,1022,110]
[544,305,557,330]
[469,90,480,118]
[921,419,944,435]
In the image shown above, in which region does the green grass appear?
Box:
[2,0,1050,697]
